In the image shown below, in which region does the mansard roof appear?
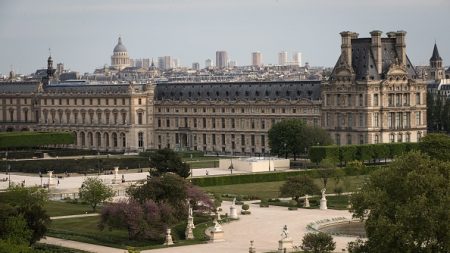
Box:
[0,81,41,93]
[331,37,417,81]
[154,81,321,101]
[43,82,144,94]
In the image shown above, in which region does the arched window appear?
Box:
[96,132,101,147]
[112,133,118,147]
[120,133,126,148]
[81,132,86,146]
[374,134,379,144]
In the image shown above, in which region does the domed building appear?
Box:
[111,37,131,70]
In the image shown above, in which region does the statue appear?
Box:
[321,188,326,199]
[281,225,289,239]
[232,197,236,206]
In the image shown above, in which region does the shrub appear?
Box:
[259,202,269,208]
[301,232,336,253]
[288,206,298,211]
[334,186,343,195]
[288,200,298,207]
[241,204,250,211]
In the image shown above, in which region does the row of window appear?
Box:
[156,106,320,114]
[325,93,422,107]
[158,133,267,147]
[157,117,318,129]
[41,97,145,106]
[159,89,314,98]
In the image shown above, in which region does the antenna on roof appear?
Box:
[49,48,52,57]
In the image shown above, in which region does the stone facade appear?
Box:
[0,30,427,152]
[321,31,427,145]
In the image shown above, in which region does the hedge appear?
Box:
[0,132,74,148]
[0,149,120,160]
[309,142,419,164]
[4,157,149,174]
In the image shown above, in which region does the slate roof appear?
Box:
[0,81,41,93]
[44,82,143,94]
[331,37,417,80]
[154,81,321,101]
[430,43,442,61]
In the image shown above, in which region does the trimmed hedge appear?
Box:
[5,157,149,174]
[310,142,419,164]
[0,132,74,148]
[0,149,119,160]
[190,166,387,187]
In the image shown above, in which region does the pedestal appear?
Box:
[304,196,310,208]
[229,205,238,219]
[278,238,293,253]
[47,171,55,188]
[187,216,195,229]
[210,230,225,242]
[185,225,194,240]
[112,166,120,184]
[164,228,174,246]
[320,198,327,210]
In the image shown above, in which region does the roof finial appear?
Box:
[49,48,51,57]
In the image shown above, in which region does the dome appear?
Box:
[113,37,127,53]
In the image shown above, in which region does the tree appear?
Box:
[418,133,450,162]
[317,158,337,188]
[0,186,50,245]
[301,232,336,253]
[79,177,114,211]
[102,174,213,241]
[268,119,333,160]
[279,175,319,201]
[350,151,449,252]
[148,149,190,178]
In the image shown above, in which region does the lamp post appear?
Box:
[7,164,11,188]
[268,152,271,172]
[39,171,43,187]
[228,157,234,174]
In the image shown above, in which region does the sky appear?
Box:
[0,0,449,74]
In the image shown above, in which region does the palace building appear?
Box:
[0,31,427,153]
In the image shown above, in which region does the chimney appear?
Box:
[340,31,353,67]
[395,30,407,65]
[386,32,396,38]
[370,30,382,74]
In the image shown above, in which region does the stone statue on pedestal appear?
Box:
[320,188,328,210]
[164,228,174,246]
[278,225,293,253]
[304,194,310,208]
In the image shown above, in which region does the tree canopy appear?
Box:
[418,133,450,162]
[0,186,50,245]
[279,175,320,201]
[79,177,114,211]
[148,149,191,178]
[301,232,336,253]
[268,119,333,160]
[350,151,449,252]
[102,173,213,241]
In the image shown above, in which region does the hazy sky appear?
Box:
[1,0,449,74]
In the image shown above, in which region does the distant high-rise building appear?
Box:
[216,51,228,69]
[142,58,150,69]
[56,63,64,75]
[292,52,302,67]
[192,62,200,70]
[278,51,288,66]
[158,56,173,70]
[252,52,262,66]
[228,60,237,68]
[205,59,213,68]
[172,58,180,68]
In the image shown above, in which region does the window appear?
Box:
[212,118,216,129]
[335,134,341,146]
[157,118,161,127]
[166,119,170,127]
[231,119,235,129]
[359,134,364,144]
[221,134,225,145]
[122,98,126,105]
[138,98,142,105]
[138,132,144,147]
[347,134,352,145]
[113,113,118,124]
[241,135,245,145]
[203,134,207,145]
[359,94,363,106]
[415,112,421,125]
[261,135,265,147]
[90,98,93,105]
[373,94,379,106]
[122,113,127,124]
[114,99,117,105]
[261,120,265,129]
[359,113,364,127]
[326,94,331,106]
[97,98,100,105]
[388,94,393,106]
[251,135,255,146]
[348,94,352,106]
[416,93,421,105]
[203,118,206,128]
[251,120,255,129]
[398,133,403,142]
[137,112,143,124]
[194,118,197,128]
[374,134,380,144]
[417,131,422,141]
[348,113,353,127]
[212,134,216,145]
[406,133,411,142]
[389,133,395,143]
[373,113,379,127]
[221,118,225,128]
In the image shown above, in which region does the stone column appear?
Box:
[47,171,55,187]
[112,166,119,184]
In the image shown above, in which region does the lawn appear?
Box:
[202,175,366,200]
[44,201,95,217]
[47,215,212,250]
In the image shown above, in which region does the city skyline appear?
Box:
[1,0,449,74]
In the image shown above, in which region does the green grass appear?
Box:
[45,201,95,217]
[47,215,212,250]
[202,176,366,200]
[33,243,90,253]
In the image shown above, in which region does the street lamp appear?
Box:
[228,157,234,174]
[39,171,43,187]
[268,152,271,172]
[7,164,11,188]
